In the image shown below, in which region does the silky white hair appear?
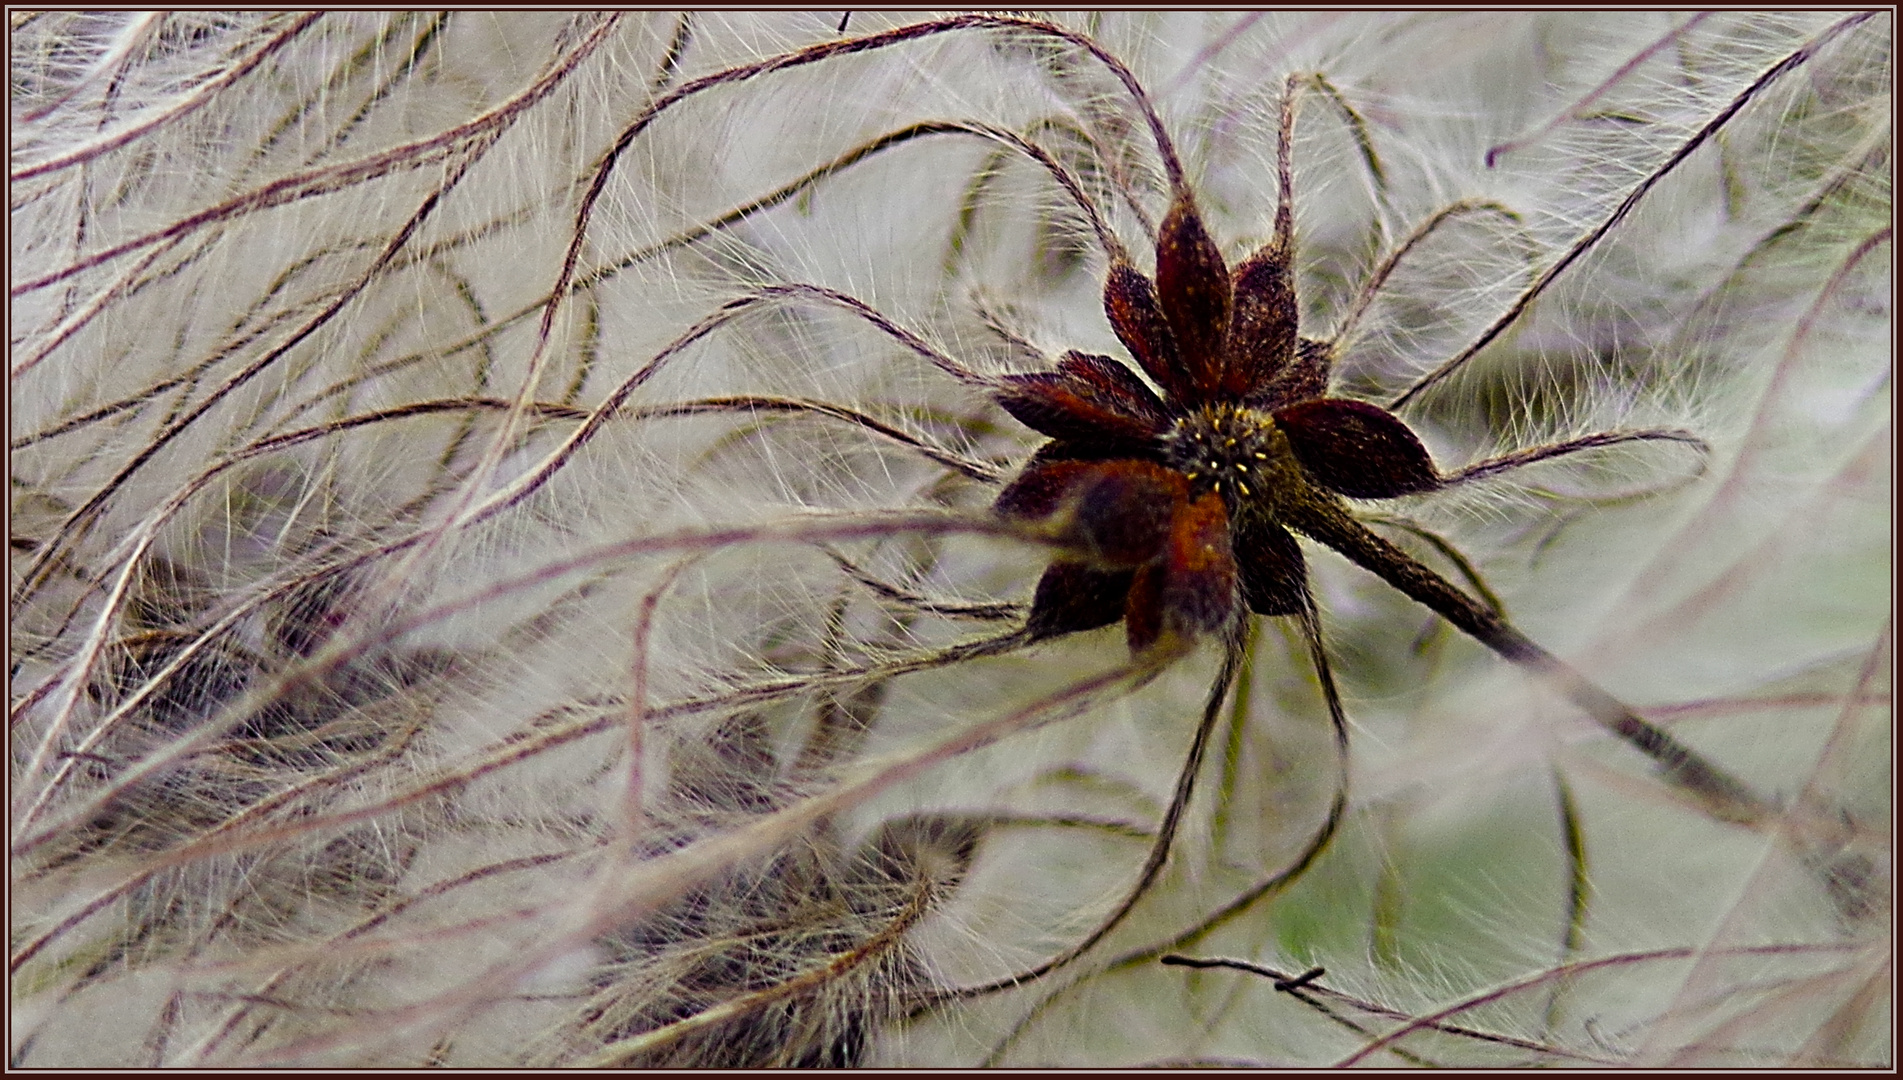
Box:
[12,12,1889,1067]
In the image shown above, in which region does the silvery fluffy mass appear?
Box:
[11,12,1890,1068]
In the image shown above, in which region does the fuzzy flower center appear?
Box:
[1163,404,1283,505]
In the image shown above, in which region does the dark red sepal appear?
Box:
[1024,562,1135,640]
[1154,196,1233,404]
[1126,490,1237,652]
[1253,338,1333,411]
[1103,263,1186,403]
[1273,397,1441,498]
[1065,461,1184,567]
[995,367,1159,448]
[1223,241,1298,398]
[1055,351,1167,425]
[1124,561,1167,653]
[996,459,1184,568]
[995,457,1093,521]
[1161,490,1238,631]
[1017,438,1154,468]
[1233,514,1307,617]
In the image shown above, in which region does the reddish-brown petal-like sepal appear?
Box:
[1066,461,1184,567]
[1154,196,1233,403]
[1124,561,1166,653]
[1127,490,1237,652]
[996,367,1160,449]
[1162,490,1238,630]
[1025,561,1135,640]
[1233,513,1307,617]
[1018,438,1152,470]
[996,459,1184,568]
[995,457,1094,521]
[1245,338,1332,413]
[1224,242,1298,398]
[1057,351,1168,425]
[1103,262,1186,402]
[1273,398,1441,498]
